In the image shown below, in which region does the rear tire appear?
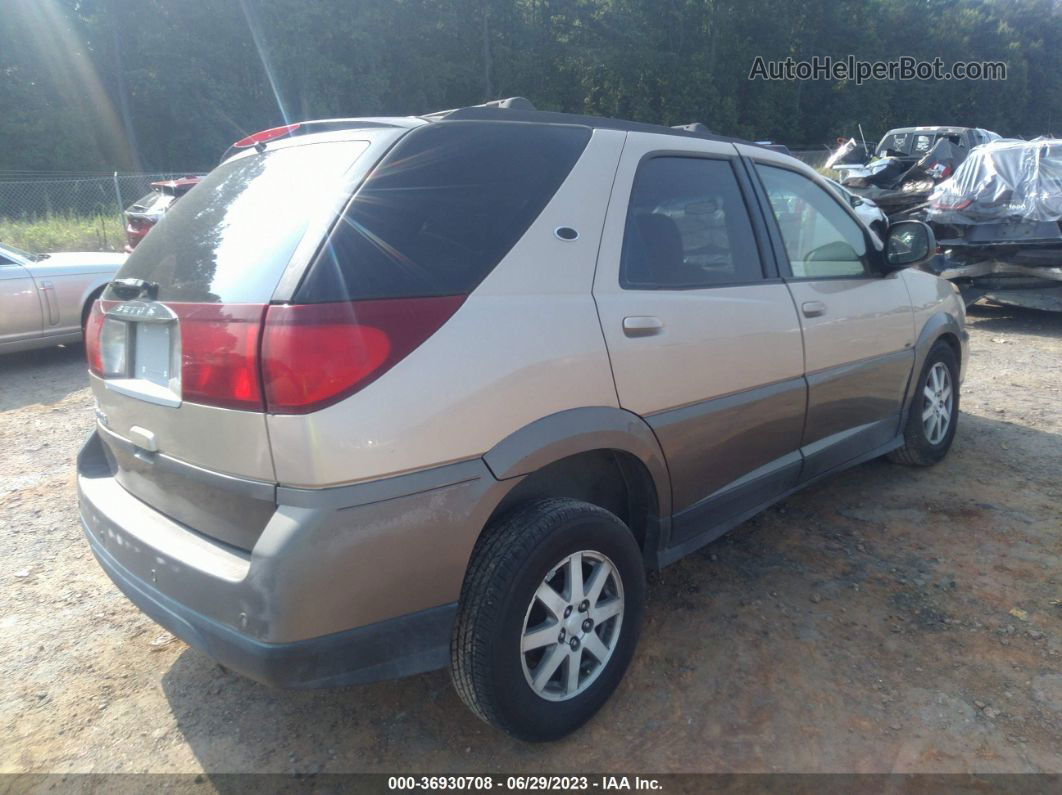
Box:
[888,340,959,466]
[450,498,645,741]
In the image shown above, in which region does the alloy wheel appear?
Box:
[520,550,624,701]
[922,361,953,445]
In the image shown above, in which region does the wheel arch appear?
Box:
[914,311,964,374]
[901,311,965,426]
[481,407,672,565]
[79,277,111,331]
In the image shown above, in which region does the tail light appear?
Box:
[85,300,106,375]
[169,303,268,411]
[87,296,463,414]
[930,198,972,211]
[261,295,465,414]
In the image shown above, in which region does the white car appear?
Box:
[825,177,889,239]
[0,242,125,354]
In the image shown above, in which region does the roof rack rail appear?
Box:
[424,96,536,119]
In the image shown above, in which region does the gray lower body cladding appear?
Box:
[77,430,509,686]
[87,527,457,687]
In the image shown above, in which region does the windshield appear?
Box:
[106,140,370,303]
[0,242,38,261]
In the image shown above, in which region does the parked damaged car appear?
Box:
[827,126,1002,220]
[123,176,202,252]
[824,177,889,240]
[926,137,1062,311]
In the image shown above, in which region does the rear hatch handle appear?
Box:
[109,278,160,301]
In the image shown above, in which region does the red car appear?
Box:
[123,177,202,251]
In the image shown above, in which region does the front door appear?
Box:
[0,255,43,349]
[747,151,915,479]
[593,133,806,548]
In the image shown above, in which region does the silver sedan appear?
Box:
[0,242,125,354]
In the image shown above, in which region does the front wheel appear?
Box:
[888,340,960,466]
[450,498,645,741]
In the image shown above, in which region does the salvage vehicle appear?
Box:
[123,176,201,251]
[828,126,1002,219]
[78,99,967,741]
[927,138,1062,310]
[0,242,124,354]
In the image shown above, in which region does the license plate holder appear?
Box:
[133,322,173,389]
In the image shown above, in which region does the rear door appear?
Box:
[593,133,806,548]
[0,250,43,349]
[743,148,915,479]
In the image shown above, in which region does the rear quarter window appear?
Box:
[295,121,592,302]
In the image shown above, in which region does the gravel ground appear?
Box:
[1,303,1059,774]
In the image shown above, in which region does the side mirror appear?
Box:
[850,195,864,207]
[883,220,936,271]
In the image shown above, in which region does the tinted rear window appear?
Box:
[295,122,591,302]
[107,141,368,303]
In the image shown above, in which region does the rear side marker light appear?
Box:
[262,295,465,414]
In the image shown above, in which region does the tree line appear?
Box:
[1,0,1059,174]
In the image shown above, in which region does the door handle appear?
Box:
[622,316,664,337]
[801,301,826,318]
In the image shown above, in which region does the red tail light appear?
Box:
[261,295,465,414]
[169,303,268,411]
[85,300,106,375]
[931,197,972,211]
[89,296,462,414]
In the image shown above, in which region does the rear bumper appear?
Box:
[78,430,506,687]
[86,523,455,687]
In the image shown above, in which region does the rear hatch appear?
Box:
[86,129,404,550]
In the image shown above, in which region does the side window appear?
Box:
[620,157,763,289]
[756,165,870,279]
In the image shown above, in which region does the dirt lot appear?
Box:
[1,303,1059,775]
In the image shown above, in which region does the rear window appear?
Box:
[877,131,962,158]
[295,122,592,302]
[126,191,173,215]
[107,141,369,303]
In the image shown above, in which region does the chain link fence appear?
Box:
[0,172,202,252]
[0,172,200,221]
